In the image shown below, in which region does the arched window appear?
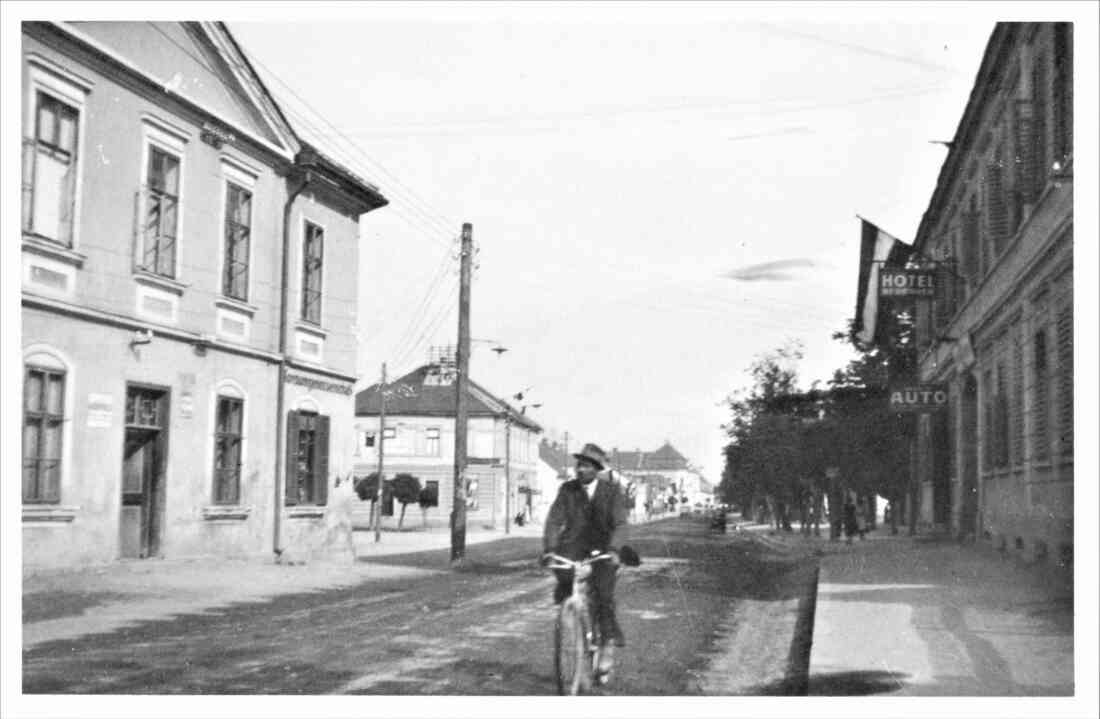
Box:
[212,380,247,505]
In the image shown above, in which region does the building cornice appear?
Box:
[28,21,295,165]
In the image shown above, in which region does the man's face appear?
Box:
[575,459,600,483]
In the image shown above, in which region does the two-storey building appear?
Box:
[21,22,387,567]
[353,363,542,529]
[908,23,1072,564]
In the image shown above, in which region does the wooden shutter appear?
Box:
[285,411,299,506]
[1055,304,1073,457]
[1052,23,1072,163]
[982,370,993,472]
[984,156,1007,258]
[1013,100,1037,206]
[1012,335,1025,465]
[962,210,980,285]
[315,414,330,506]
[1033,328,1050,461]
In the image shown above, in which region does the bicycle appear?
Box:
[543,548,640,695]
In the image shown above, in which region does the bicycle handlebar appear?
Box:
[543,552,616,571]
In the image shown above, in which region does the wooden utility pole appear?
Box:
[451,223,473,563]
[374,362,387,543]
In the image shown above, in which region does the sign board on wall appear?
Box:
[889,385,949,413]
[879,269,936,298]
[86,394,114,428]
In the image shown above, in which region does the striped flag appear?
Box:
[853,219,914,348]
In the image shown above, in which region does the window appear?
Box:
[993,362,1009,469]
[213,396,244,504]
[285,410,329,506]
[961,198,980,294]
[1033,327,1050,461]
[301,221,324,324]
[222,183,252,300]
[23,366,65,503]
[139,146,181,277]
[23,92,79,245]
[363,431,376,449]
[1055,303,1073,457]
[1011,335,1024,466]
[983,147,1007,266]
[383,427,396,440]
[426,427,441,456]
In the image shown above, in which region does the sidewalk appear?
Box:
[806,530,1074,696]
[22,522,542,650]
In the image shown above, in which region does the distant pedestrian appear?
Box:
[843,497,858,544]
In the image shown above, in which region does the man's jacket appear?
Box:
[543,477,627,560]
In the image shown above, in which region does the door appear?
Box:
[121,385,169,558]
[931,408,951,526]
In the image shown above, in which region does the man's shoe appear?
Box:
[597,645,614,677]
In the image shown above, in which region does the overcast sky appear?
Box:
[227,5,1021,482]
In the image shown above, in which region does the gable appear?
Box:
[66,21,292,151]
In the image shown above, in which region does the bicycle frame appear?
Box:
[546,552,614,694]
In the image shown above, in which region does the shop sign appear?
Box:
[879,269,936,298]
[286,372,353,395]
[889,385,949,413]
[87,393,113,428]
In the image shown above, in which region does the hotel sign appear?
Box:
[889,385,949,413]
[879,269,936,298]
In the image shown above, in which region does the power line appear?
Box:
[228,25,462,234]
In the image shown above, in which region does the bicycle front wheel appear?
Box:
[555,600,586,695]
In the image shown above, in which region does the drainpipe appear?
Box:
[273,169,312,559]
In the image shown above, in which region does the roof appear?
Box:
[355,365,542,432]
[610,441,692,472]
[911,23,1009,254]
[539,440,572,476]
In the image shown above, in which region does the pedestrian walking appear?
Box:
[843,496,858,545]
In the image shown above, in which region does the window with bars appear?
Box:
[23,366,65,504]
[139,146,181,278]
[1033,327,1050,461]
[213,396,244,504]
[285,410,329,506]
[301,222,324,324]
[23,92,79,246]
[222,183,252,300]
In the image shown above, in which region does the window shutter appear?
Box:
[1052,23,1072,164]
[1033,328,1050,461]
[315,414,330,506]
[1031,52,1048,185]
[984,157,1007,258]
[982,370,993,472]
[285,411,299,506]
[961,210,980,285]
[1012,335,1024,465]
[1013,100,1037,205]
[1055,303,1073,457]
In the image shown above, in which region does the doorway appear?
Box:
[120,385,169,559]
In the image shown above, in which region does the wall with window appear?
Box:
[286,194,361,379]
[22,309,281,566]
[21,33,287,356]
[913,23,1073,564]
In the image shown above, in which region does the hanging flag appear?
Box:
[853,218,914,347]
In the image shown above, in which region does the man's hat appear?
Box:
[572,443,608,470]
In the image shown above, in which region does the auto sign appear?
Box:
[889,385,949,413]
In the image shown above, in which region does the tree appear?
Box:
[417,483,438,528]
[391,473,422,529]
[353,472,380,528]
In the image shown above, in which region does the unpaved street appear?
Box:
[23,518,818,695]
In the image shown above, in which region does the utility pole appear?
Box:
[374,362,387,543]
[451,223,473,563]
[504,412,512,534]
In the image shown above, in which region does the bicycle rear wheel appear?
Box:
[555,600,586,695]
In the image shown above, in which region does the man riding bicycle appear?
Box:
[542,443,627,678]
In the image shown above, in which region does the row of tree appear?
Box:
[353,473,437,529]
[718,320,918,530]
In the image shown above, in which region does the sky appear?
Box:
[227,6,999,485]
